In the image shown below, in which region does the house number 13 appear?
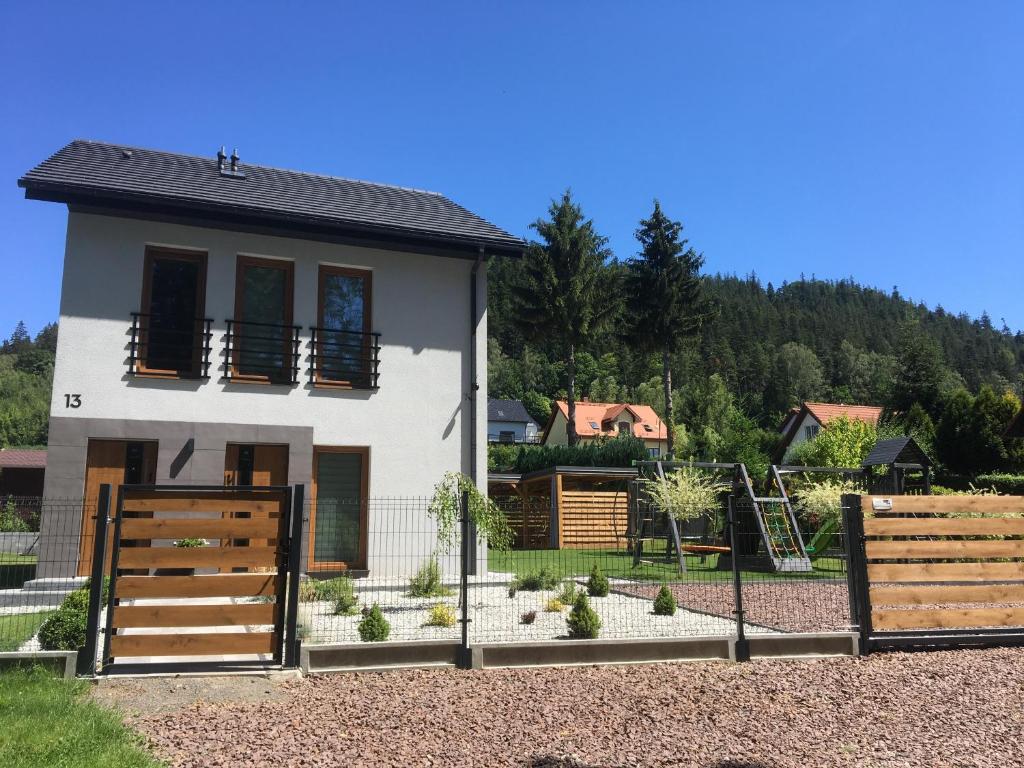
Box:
[64,394,82,409]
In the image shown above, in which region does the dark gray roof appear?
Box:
[487,398,537,425]
[862,436,931,468]
[18,140,525,257]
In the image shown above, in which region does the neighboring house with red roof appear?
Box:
[774,401,884,463]
[542,400,668,456]
[0,448,46,496]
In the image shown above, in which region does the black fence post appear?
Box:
[77,484,111,676]
[284,484,305,669]
[100,486,125,671]
[842,493,872,655]
[727,495,750,662]
[458,489,472,669]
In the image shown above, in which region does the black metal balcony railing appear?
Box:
[488,433,543,445]
[223,319,302,385]
[309,327,381,390]
[129,312,213,379]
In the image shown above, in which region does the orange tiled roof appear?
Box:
[803,402,884,427]
[552,400,668,440]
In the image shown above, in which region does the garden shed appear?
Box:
[488,466,636,550]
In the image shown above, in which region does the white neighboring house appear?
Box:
[19,140,524,578]
[774,401,884,463]
[487,399,540,444]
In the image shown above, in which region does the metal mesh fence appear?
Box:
[732,496,853,636]
[1,491,863,660]
[471,497,738,643]
[1,498,94,653]
[298,498,464,645]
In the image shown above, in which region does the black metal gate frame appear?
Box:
[81,483,305,675]
[842,492,1024,653]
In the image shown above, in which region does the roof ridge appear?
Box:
[67,138,447,197]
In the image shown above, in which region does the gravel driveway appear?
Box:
[126,647,1024,768]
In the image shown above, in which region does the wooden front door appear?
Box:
[79,440,157,576]
[223,445,289,566]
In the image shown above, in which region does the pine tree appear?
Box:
[622,201,709,455]
[512,191,615,445]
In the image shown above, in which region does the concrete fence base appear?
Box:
[0,650,77,679]
[300,632,860,674]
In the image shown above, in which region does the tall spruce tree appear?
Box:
[623,201,708,455]
[513,191,615,445]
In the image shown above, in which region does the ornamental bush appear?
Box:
[358,604,391,642]
[38,608,87,650]
[566,593,601,639]
[557,580,579,605]
[512,567,560,592]
[331,575,359,615]
[653,585,677,616]
[544,597,565,613]
[407,556,453,598]
[425,603,457,628]
[586,565,609,597]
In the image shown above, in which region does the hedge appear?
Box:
[974,473,1024,495]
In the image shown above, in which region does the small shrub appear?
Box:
[557,580,579,605]
[566,593,601,639]
[38,606,86,650]
[173,537,207,548]
[507,584,518,598]
[544,597,565,612]
[520,610,537,625]
[425,603,457,628]
[298,579,319,602]
[586,565,609,597]
[59,589,91,613]
[408,556,453,598]
[653,585,677,616]
[331,575,359,615]
[0,501,29,533]
[515,568,560,592]
[358,603,391,642]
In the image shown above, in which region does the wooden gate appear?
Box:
[93,485,300,671]
[847,494,1024,652]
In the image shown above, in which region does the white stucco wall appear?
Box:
[782,413,822,460]
[51,212,488,499]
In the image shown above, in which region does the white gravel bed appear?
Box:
[303,582,771,644]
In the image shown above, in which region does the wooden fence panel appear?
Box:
[560,491,629,549]
[862,494,1024,634]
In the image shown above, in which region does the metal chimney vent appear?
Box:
[219,146,246,179]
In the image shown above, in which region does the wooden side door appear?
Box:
[79,440,157,576]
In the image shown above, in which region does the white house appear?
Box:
[487,399,540,444]
[774,401,884,463]
[19,140,524,577]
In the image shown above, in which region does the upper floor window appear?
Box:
[133,247,210,378]
[313,265,378,389]
[618,421,631,435]
[228,256,297,384]
[804,424,820,440]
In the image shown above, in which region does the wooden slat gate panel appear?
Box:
[849,494,1024,652]
[560,491,629,549]
[98,485,294,671]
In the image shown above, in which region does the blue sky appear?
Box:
[2,2,1022,338]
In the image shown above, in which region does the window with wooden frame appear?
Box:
[309,446,368,571]
[229,256,296,384]
[136,247,209,378]
[314,265,375,388]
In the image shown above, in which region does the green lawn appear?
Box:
[0,553,37,564]
[488,545,846,582]
[0,610,53,651]
[0,668,162,768]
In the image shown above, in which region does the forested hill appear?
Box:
[488,265,1024,439]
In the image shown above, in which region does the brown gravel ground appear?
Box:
[119,647,1024,768]
[618,581,852,633]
